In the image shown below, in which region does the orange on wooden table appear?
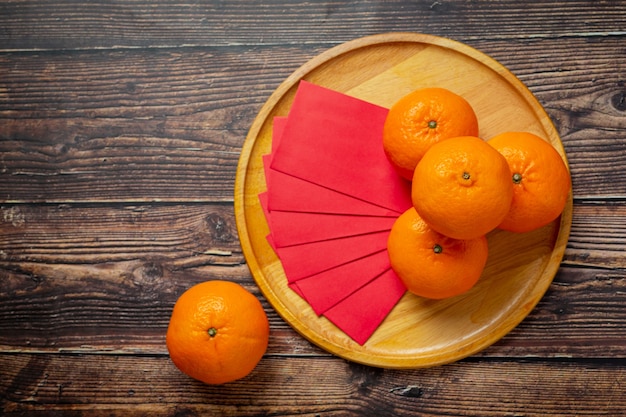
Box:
[166,280,269,385]
[488,131,572,233]
[387,207,488,299]
[412,135,513,240]
[383,87,479,180]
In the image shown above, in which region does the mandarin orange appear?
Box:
[411,136,513,240]
[166,280,269,385]
[488,131,571,233]
[383,87,479,180]
[387,207,488,299]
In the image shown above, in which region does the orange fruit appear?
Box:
[412,136,513,240]
[387,207,488,299]
[383,87,479,180]
[166,280,269,385]
[487,131,571,233]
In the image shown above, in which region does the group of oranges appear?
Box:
[384,87,571,299]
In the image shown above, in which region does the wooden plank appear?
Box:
[0,203,244,264]
[1,204,625,357]
[0,0,624,51]
[2,263,625,358]
[566,201,626,269]
[1,37,625,202]
[1,200,623,275]
[2,353,625,416]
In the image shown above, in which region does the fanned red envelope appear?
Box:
[266,210,397,248]
[270,80,412,213]
[261,81,410,345]
[293,250,392,315]
[273,231,390,283]
[324,268,407,345]
[264,160,399,217]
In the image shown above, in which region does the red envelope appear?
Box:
[263,156,399,217]
[293,249,392,315]
[270,81,412,213]
[267,210,397,248]
[266,116,400,216]
[273,230,390,283]
[323,268,407,345]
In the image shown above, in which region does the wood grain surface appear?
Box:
[2,1,626,415]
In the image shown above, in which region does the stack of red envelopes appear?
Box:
[259,81,413,345]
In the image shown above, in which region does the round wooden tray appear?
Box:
[234,33,572,368]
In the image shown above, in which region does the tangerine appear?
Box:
[387,207,488,299]
[383,87,479,180]
[412,136,513,240]
[487,131,571,233]
[166,280,269,385]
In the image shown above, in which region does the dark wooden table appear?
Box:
[2,1,625,415]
